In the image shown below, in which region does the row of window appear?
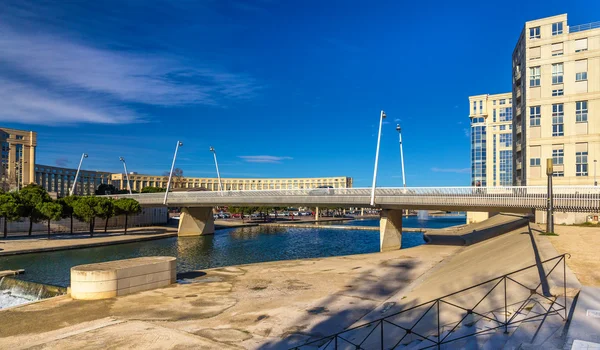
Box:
[530,150,588,176]
[529,22,563,39]
[529,61,588,87]
[529,101,589,129]
[530,38,588,59]
[472,100,512,116]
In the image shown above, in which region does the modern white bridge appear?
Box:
[111,186,600,251]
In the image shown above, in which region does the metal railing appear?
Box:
[291,254,570,350]
[570,21,600,33]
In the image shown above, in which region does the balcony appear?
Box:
[517,125,522,134]
[516,161,522,170]
[516,142,522,153]
[516,89,522,100]
[514,69,522,82]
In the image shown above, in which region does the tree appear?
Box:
[38,201,63,237]
[16,184,52,236]
[164,168,184,189]
[95,184,118,195]
[58,196,78,234]
[73,196,100,237]
[114,198,141,235]
[0,193,21,238]
[141,186,166,193]
[95,197,115,233]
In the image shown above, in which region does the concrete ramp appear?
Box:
[424,213,530,246]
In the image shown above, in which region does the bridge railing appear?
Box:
[110,186,600,212]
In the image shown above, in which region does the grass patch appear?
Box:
[574,222,600,227]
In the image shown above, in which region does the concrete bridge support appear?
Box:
[178,207,215,236]
[380,209,403,252]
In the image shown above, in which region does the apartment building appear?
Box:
[469,93,514,187]
[34,165,112,197]
[111,173,353,192]
[0,128,37,191]
[513,14,600,185]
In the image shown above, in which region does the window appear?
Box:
[552,89,564,96]
[499,107,512,122]
[499,134,512,147]
[551,42,563,56]
[576,101,588,122]
[499,150,512,186]
[493,100,496,106]
[499,99,505,105]
[472,101,476,113]
[479,100,483,114]
[552,104,564,136]
[552,22,563,35]
[553,171,564,177]
[493,109,496,122]
[576,72,588,81]
[529,46,541,60]
[509,98,512,104]
[552,63,563,84]
[575,38,588,52]
[552,149,564,165]
[16,135,24,140]
[530,67,541,87]
[530,106,541,126]
[529,26,541,39]
[530,158,541,167]
[575,59,587,82]
[500,125,506,130]
[576,151,588,176]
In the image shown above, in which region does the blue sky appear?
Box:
[1,0,598,187]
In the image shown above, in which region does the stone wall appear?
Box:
[0,207,168,235]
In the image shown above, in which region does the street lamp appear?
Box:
[370,110,386,206]
[119,157,132,195]
[396,124,406,188]
[163,141,183,205]
[209,146,223,193]
[70,153,88,196]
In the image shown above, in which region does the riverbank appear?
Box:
[0,222,577,349]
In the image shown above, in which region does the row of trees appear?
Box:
[0,184,142,238]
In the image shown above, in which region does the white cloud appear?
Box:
[431,167,470,174]
[0,78,139,125]
[394,118,401,122]
[238,155,293,164]
[0,24,260,124]
[463,128,470,138]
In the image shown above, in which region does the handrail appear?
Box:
[290,253,570,349]
[570,21,600,33]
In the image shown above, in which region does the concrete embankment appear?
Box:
[0,215,581,349]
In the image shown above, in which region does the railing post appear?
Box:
[563,256,568,321]
[335,335,338,349]
[381,320,384,350]
[437,300,441,349]
[504,277,508,334]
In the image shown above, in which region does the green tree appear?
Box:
[95,184,118,195]
[0,193,22,238]
[17,184,52,236]
[114,198,141,235]
[141,186,166,193]
[38,201,63,237]
[58,196,78,234]
[95,197,115,233]
[73,196,100,237]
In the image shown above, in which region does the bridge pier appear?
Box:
[380,209,403,252]
[178,207,215,236]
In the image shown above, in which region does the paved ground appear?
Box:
[535,223,600,287]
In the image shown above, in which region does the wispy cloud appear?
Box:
[431,167,470,174]
[55,157,69,167]
[0,22,260,125]
[394,118,401,122]
[238,155,293,164]
[463,128,470,138]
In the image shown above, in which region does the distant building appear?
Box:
[111,173,353,192]
[468,93,514,187]
[34,165,112,197]
[0,127,37,191]
[513,14,600,185]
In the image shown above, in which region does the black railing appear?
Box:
[291,254,570,350]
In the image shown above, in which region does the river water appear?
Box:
[0,215,465,308]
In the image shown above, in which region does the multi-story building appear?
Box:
[34,165,112,197]
[111,173,353,192]
[0,128,37,191]
[513,14,600,186]
[469,93,514,187]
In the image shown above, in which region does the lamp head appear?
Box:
[209,146,215,152]
[381,110,386,119]
[178,141,183,147]
[396,124,401,132]
[119,157,125,162]
[83,153,88,158]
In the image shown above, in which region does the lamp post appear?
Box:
[396,124,406,188]
[209,146,223,193]
[163,141,183,205]
[370,110,386,206]
[70,153,88,196]
[594,160,597,186]
[119,157,132,195]
[546,158,554,234]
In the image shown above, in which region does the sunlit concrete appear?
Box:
[178,207,215,236]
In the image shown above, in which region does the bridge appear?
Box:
[112,186,600,251]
